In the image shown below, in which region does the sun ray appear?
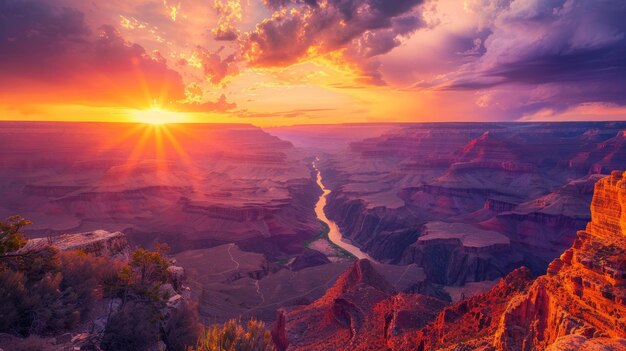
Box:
[95,123,146,158]
[161,125,203,192]
[153,124,169,177]
[120,124,154,184]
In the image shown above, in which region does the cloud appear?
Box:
[0,0,91,79]
[191,46,239,85]
[236,107,336,118]
[434,0,626,118]
[0,0,185,108]
[240,0,427,83]
[175,94,237,112]
[212,0,242,41]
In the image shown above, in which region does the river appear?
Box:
[312,160,375,261]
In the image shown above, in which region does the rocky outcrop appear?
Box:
[290,248,331,271]
[401,222,523,285]
[391,267,534,351]
[272,260,447,351]
[491,170,626,351]
[403,171,626,351]
[20,230,130,260]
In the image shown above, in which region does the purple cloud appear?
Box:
[437,0,626,118]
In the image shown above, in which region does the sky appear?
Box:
[0,0,625,126]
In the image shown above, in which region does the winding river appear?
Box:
[313,160,375,261]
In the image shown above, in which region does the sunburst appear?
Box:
[131,106,186,125]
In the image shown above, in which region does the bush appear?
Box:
[101,301,161,351]
[0,269,28,332]
[0,215,31,256]
[164,300,202,351]
[0,218,202,351]
[191,319,275,351]
[0,247,125,336]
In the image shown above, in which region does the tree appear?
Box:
[0,215,31,256]
[130,248,169,287]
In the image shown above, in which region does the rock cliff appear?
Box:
[491,170,626,350]
[273,171,626,350]
[20,229,130,260]
[405,171,626,350]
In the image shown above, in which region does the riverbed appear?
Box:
[312,160,375,261]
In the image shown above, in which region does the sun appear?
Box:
[131,106,186,125]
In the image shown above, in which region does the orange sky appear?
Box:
[1,0,625,126]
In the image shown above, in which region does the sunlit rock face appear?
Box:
[274,171,626,350]
[0,122,320,258]
[406,171,626,350]
[490,171,626,351]
[20,229,130,260]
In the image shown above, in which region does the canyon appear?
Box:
[1,121,625,343]
[272,170,626,351]
[0,122,321,258]
[271,122,626,290]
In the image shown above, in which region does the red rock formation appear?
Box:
[491,170,626,350]
[391,267,534,351]
[274,171,626,350]
[272,259,446,351]
[405,170,626,350]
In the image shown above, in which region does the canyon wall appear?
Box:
[316,122,626,288]
[0,122,321,259]
[273,170,626,350]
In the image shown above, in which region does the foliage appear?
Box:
[101,301,161,351]
[190,319,275,351]
[102,246,188,351]
[164,300,203,351]
[0,217,203,351]
[0,247,123,336]
[0,215,31,256]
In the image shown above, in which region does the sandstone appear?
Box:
[545,335,626,351]
[20,230,130,260]
[273,259,447,351]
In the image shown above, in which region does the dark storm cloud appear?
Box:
[242,0,427,84]
[0,0,90,78]
[438,0,626,118]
